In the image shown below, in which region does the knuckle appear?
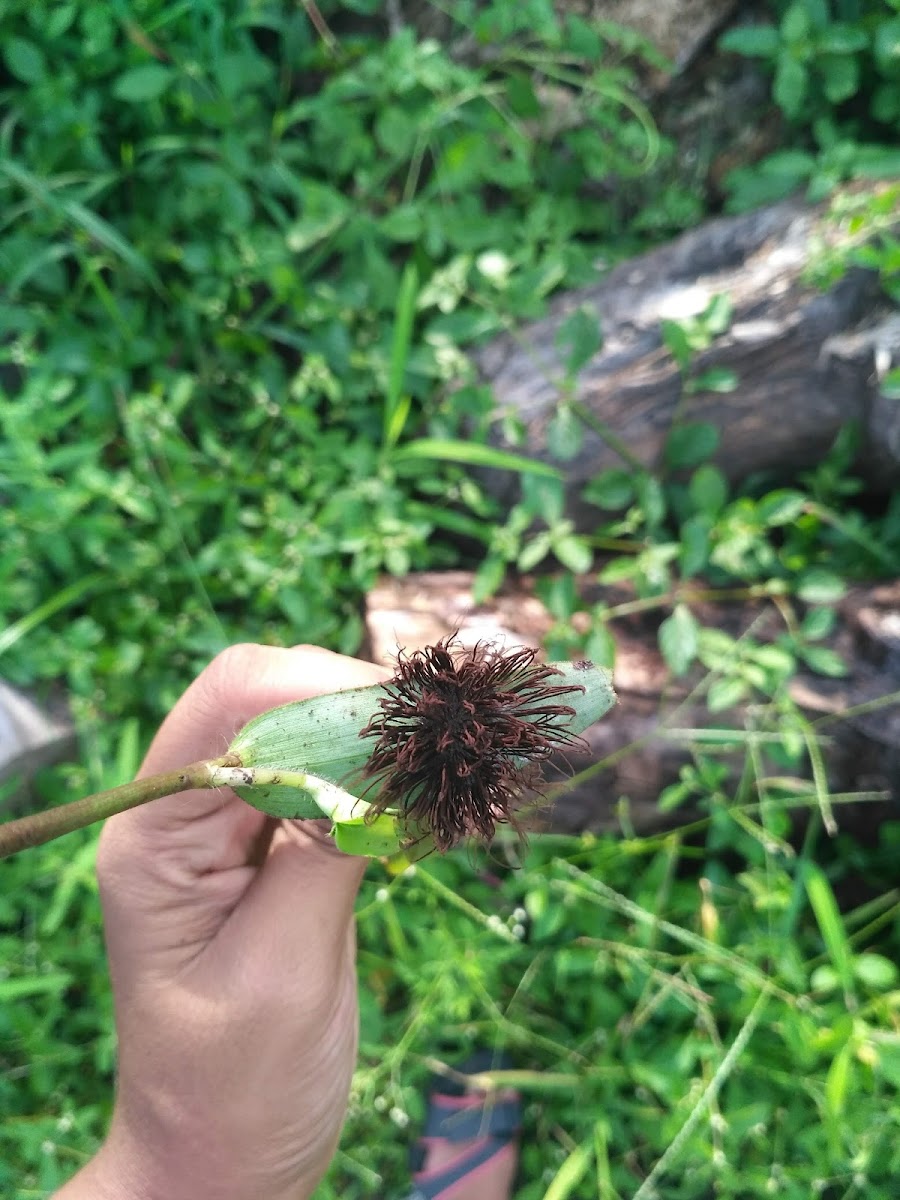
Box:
[200,643,269,705]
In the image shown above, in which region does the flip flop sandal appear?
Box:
[404,1051,521,1200]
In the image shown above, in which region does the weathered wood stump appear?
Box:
[473,197,900,528]
[0,681,76,810]
[365,573,900,835]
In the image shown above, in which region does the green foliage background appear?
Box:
[1,1,899,1197]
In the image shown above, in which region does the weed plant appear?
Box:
[720,0,900,209]
[1,2,899,1197]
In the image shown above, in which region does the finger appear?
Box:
[142,643,389,782]
[214,824,368,1006]
[103,645,390,876]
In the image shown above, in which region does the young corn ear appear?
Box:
[225,657,615,856]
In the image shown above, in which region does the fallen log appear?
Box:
[473,196,900,529]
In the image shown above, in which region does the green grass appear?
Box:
[4,803,899,1198]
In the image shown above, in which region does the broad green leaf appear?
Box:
[800,607,835,640]
[583,621,616,668]
[853,954,898,991]
[821,55,859,104]
[634,472,666,527]
[658,604,699,676]
[375,106,418,156]
[707,677,748,712]
[774,56,808,118]
[758,489,806,526]
[689,465,728,517]
[798,646,847,678]
[874,17,900,69]
[556,305,602,377]
[473,554,506,603]
[517,532,552,572]
[796,569,846,603]
[547,406,583,461]
[113,64,175,103]
[819,24,869,54]
[664,422,719,469]
[719,26,780,57]
[552,532,592,574]
[781,3,810,44]
[583,468,635,511]
[661,319,692,370]
[4,37,46,84]
[598,556,640,585]
[703,293,734,336]
[687,367,739,394]
[679,513,712,576]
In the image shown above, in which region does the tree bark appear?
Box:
[472,197,900,528]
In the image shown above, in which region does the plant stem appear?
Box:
[206,765,373,823]
[0,757,235,860]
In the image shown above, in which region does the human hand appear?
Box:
[56,644,389,1200]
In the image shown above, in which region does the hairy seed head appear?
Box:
[359,637,585,852]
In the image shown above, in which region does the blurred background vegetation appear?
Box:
[1,0,899,1196]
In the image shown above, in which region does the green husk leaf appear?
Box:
[228,684,378,815]
[333,812,405,856]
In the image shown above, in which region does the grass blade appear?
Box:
[631,989,770,1200]
[383,263,418,449]
[796,712,837,836]
[394,438,562,478]
[0,573,105,658]
[0,158,161,289]
[802,861,856,1006]
[543,1139,592,1200]
[0,973,73,1001]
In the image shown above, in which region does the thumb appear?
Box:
[211,821,368,1011]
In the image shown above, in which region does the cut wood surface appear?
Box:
[366,572,900,836]
[473,198,900,527]
[386,0,738,79]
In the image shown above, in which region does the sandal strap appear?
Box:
[423,1094,521,1142]
[406,1135,515,1200]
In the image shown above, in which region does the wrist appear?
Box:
[55,1131,319,1200]
[54,1142,154,1200]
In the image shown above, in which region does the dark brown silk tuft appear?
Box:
[359,638,584,852]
